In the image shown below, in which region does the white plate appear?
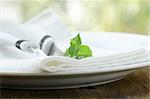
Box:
[1,69,134,89]
[0,32,149,89]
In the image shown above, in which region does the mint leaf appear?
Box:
[64,34,81,58]
[64,33,92,59]
[70,34,81,46]
[77,45,92,59]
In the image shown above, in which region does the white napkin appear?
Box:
[0,58,43,73]
[41,49,150,72]
[0,9,71,55]
[22,8,71,43]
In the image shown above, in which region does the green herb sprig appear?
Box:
[64,33,92,59]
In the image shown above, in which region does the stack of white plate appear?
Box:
[0,31,149,89]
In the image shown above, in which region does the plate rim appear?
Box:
[0,66,144,77]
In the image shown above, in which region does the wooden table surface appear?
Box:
[0,67,149,99]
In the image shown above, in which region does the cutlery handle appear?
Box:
[40,35,64,56]
[15,40,40,53]
[0,32,39,53]
[39,35,55,55]
[14,26,55,55]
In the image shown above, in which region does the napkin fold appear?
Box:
[41,49,150,72]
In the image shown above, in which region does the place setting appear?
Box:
[0,9,149,89]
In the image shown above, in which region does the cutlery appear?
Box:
[0,32,46,56]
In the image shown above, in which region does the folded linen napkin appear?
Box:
[41,49,150,72]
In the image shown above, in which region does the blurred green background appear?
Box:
[1,0,150,35]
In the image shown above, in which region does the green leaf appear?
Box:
[70,34,81,46]
[64,33,81,57]
[64,33,92,59]
[77,45,92,59]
